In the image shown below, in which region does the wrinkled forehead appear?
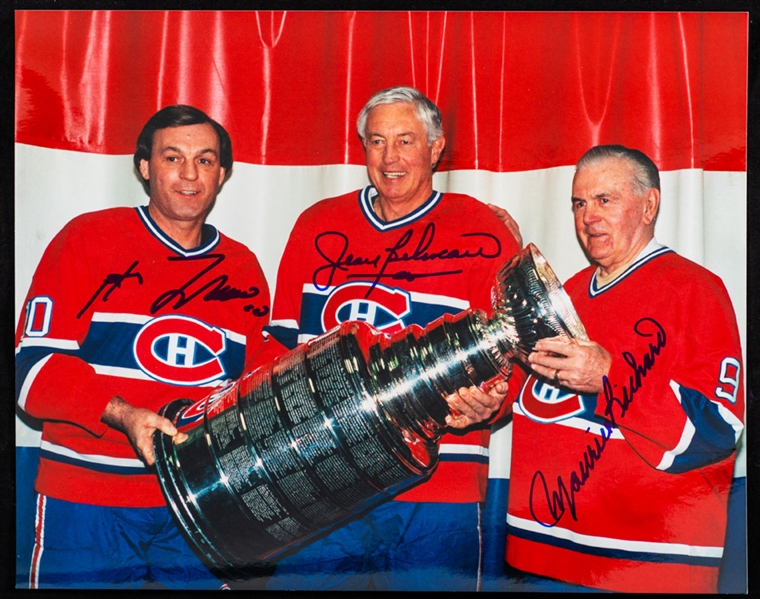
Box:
[572,157,637,193]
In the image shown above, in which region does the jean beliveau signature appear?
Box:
[79,254,270,318]
[528,317,666,527]
[312,222,502,297]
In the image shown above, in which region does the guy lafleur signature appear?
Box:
[78,254,269,318]
[312,222,502,296]
[78,261,143,318]
[528,317,666,527]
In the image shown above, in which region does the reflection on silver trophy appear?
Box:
[153,243,587,581]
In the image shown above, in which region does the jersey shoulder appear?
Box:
[294,189,360,227]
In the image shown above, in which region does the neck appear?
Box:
[148,205,205,250]
[596,235,655,283]
[373,190,432,222]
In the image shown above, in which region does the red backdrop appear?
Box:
[15,11,746,172]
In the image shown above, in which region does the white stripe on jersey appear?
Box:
[90,363,225,387]
[507,513,724,559]
[439,443,489,458]
[717,402,745,443]
[657,380,697,470]
[16,337,80,353]
[18,354,52,411]
[40,439,145,469]
[269,318,299,329]
[513,401,625,439]
[30,493,46,589]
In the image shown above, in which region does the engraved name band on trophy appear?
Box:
[152,243,588,583]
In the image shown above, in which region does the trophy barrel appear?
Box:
[154,321,442,582]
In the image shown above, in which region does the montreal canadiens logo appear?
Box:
[133,315,227,386]
[518,375,587,423]
[321,282,412,333]
[176,379,235,428]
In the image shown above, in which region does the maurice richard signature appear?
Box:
[79,254,269,318]
[528,317,666,527]
[312,222,502,296]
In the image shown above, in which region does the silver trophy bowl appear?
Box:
[153,243,587,583]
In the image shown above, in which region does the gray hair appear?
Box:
[576,144,660,196]
[356,86,443,145]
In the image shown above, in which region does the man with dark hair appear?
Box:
[15,105,272,589]
[264,86,521,591]
[504,144,744,593]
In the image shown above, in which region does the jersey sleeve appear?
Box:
[466,201,522,421]
[596,271,744,473]
[466,204,522,315]
[15,219,115,435]
[264,210,314,350]
[238,249,278,368]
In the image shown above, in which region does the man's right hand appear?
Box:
[101,396,187,466]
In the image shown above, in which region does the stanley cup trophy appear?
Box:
[153,243,588,584]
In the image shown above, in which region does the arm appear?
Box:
[443,201,522,429]
[488,203,523,248]
[527,273,744,472]
[264,213,312,350]
[16,219,116,433]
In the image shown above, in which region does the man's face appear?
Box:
[139,122,226,232]
[363,102,444,209]
[571,157,659,275]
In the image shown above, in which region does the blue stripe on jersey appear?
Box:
[506,523,722,568]
[666,384,739,473]
[79,319,246,382]
[39,448,149,476]
[263,323,300,350]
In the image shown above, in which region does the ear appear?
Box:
[642,187,660,225]
[431,136,445,166]
[218,166,227,186]
[139,159,150,181]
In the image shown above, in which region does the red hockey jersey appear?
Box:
[505,242,745,593]
[15,207,272,507]
[266,187,521,504]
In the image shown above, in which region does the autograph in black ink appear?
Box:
[151,254,269,316]
[312,222,502,297]
[78,261,143,318]
[529,317,666,526]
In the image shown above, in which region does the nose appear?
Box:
[581,201,600,225]
[383,143,399,164]
[180,160,199,180]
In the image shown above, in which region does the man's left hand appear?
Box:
[528,336,611,394]
[445,380,508,429]
[488,203,523,247]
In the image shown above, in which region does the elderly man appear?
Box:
[264,86,522,591]
[15,105,272,589]
[504,145,744,593]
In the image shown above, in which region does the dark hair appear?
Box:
[133,105,233,194]
[576,144,660,195]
